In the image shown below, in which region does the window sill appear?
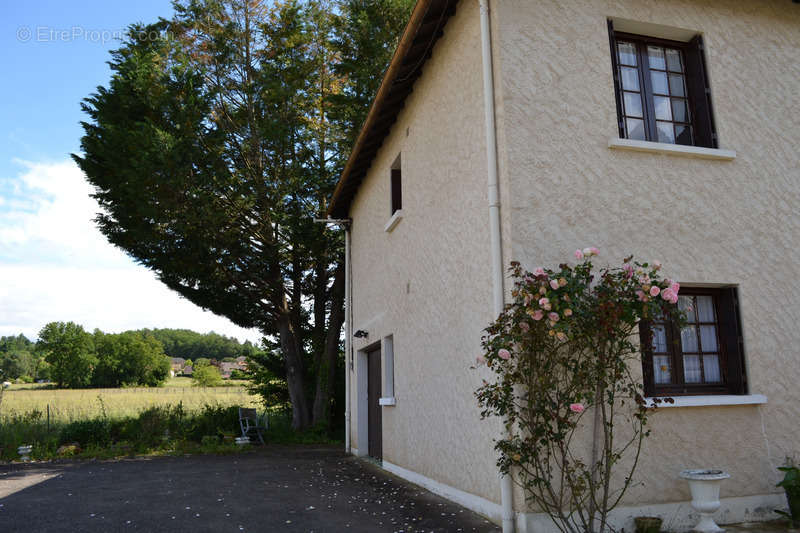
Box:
[384,210,403,233]
[645,394,767,408]
[608,138,736,160]
[379,397,396,406]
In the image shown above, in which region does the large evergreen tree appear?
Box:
[74,0,411,429]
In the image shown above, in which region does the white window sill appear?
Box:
[384,210,403,233]
[379,397,396,406]
[608,138,736,160]
[646,394,767,408]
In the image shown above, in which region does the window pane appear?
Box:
[621,66,640,91]
[650,71,669,95]
[703,355,721,383]
[653,355,672,384]
[652,325,667,352]
[697,296,715,322]
[654,96,672,120]
[626,118,646,140]
[666,48,683,72]
[700,325,718,352]
[647,46,666,70]
[671,99,689,123]
[624,91,643,118]
[684,355,702,383]
[669,74,686,97]
[679,295,695,321]
[681,326,698,352]
[675,125,692,145]
[618,42,637,66]
[657,121,675,144]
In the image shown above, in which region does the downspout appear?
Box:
[478,1,514,532]
[345,224,352,453]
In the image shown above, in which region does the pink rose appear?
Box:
[476,355,486,366]
[556,331,567,341]
[498,349,511,360]
[533,267,546,278]
[519,321,530,332]
[623,263,634,279]
[589,247,600,255]
[531,309,544,321]
[661,288,677,304]
[558,277,567,287]
[563,308,573,317]
[636,290,649,302]
[550,279,559,290]
[523,294,531,306]
[649,286,660,297]
[569,403,585,413]
[574,249,584,260]
[652,260,662,270]
[538,297,551,310]
[669,282,680,295]
[548,312,560,322]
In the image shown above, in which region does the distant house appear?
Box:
[219,361,247,379]
[169,357,186,377]
[182,365,193,377]
[326,1,799,532]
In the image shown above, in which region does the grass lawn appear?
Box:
[0,382,260,423]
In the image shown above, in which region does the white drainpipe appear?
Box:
[344,225,352,453]
[478,1,514,532]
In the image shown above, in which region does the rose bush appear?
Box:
[476,249,684,533]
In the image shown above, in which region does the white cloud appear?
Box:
[0,159,262,343]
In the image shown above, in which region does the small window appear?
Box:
[383,335,394,399]
[391,155,402,215]
[608,23,717,148]
[640,287,745,396]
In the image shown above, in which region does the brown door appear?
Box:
[367,347,382,460]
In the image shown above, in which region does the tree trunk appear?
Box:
[311,262,345,426]
[278,310,310,430]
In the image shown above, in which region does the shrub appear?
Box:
[59,419,111,447]
[476,249,684,533]
[192,365,223,387]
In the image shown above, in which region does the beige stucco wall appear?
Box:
[347,1,507,505]
[495,0,800,510]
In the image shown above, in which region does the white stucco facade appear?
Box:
[340,0,800,530]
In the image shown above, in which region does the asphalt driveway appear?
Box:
[0,446,499,532]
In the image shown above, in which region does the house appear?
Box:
[327,1,799,532]
[219,361,246,379]
[169,357,186,377]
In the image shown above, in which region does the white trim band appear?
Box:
[384,209,403,232]
[646,394,767,408]
[608,138,736,160]
[378,397,396,406]
[381,459,502,524]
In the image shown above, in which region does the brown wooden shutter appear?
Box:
[639,320,656,396]
[718,287,746,394]
[607,20,625,138]
[391,168,402,214]
[684,35,718,148]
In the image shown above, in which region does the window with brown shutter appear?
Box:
[608,23,718,148]
[640,287,746,396]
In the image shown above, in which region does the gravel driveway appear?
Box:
[0,446,499,532]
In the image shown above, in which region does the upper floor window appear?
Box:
[640,287,746,397]
[391,156,402,215]
[609,25,718,148]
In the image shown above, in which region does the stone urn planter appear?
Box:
[680,469,730,532]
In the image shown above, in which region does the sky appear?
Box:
[0,1,263,343]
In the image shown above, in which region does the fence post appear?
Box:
[47,404,50,432]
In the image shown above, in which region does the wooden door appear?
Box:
[367,347,382,460]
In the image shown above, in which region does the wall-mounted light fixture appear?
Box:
[353,330,369,339]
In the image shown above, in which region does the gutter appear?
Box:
[478,1,514,531]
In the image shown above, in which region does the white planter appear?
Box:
[679,469,731,532]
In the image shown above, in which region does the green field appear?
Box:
[0,382,260,423]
